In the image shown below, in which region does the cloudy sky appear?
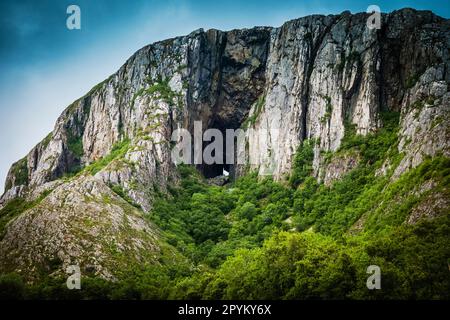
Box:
[0,0,449,194]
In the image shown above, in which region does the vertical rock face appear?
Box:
[243,9,449,180]
[1,27,272,210]
[1,8,449,210]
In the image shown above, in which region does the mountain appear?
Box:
[0,8,449,299]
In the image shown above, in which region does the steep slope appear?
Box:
[0,175,162,281]
[0,8,449,285]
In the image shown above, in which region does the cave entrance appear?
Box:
[197,117,238,179]
[201,164,232,179]
[198,139,233,179]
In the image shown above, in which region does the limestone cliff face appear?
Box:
[2,27,272,211]
[242,9,449,180]
[0,9,449,279]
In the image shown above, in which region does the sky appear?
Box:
[0,0,449,194]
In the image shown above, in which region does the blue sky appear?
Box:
[0,0,449,193]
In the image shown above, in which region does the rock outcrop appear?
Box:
[0,175,162,280]
[242,9,449,179]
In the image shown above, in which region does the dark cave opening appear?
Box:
[197,116,238,179]
[198,135,233,179]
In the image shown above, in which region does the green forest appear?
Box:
[0,112,449,300]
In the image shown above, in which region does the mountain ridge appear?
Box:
[0,8,448,294]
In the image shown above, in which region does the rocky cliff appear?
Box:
[0,8,449,280]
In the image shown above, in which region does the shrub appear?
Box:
[85,138,130,175]
[289,139,315,188]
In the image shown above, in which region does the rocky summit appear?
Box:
[0,8,449,299]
